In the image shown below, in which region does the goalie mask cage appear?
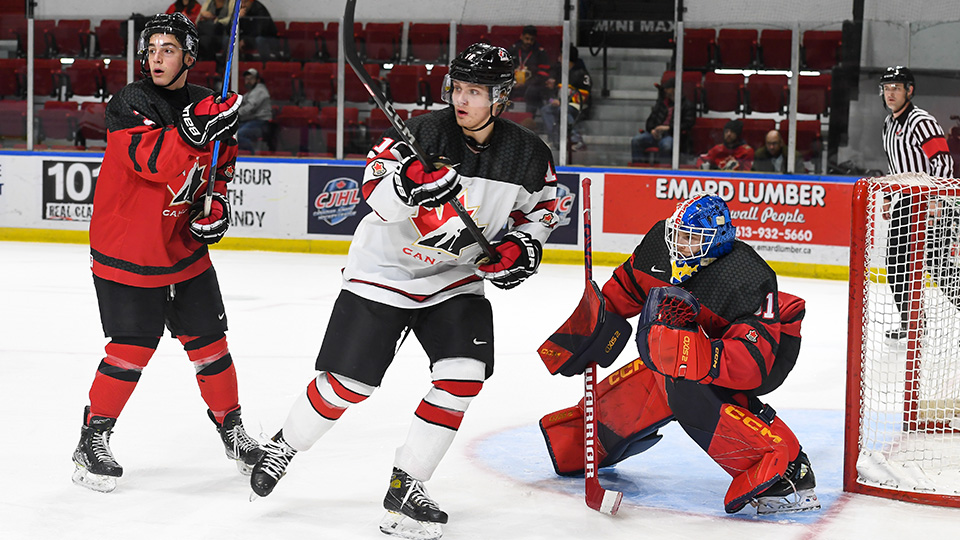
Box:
[845,172,960,507]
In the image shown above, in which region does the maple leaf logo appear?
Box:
[409,191,484,257]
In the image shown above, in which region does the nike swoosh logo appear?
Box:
[651,266,664,273]
[473,338,487,345]
[218,313,225,320]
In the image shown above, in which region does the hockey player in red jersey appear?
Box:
[71,12,263,493]
[539,195,820,515]
[250,43,558,539]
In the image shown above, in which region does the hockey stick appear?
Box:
[581,177,623,515]
[203,0,243,217]
[342,0,498,262]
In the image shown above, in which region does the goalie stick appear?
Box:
[342,0,498,262]
[581,177,623,515]
[203,0,242,217]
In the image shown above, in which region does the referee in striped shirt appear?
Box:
[880,66,955,339]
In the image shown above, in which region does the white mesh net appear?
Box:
[852,173,960,501]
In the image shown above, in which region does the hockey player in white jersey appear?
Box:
[250,43,558,539]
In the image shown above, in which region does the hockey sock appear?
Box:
[395,358,485,481]
[88,336,159,421]
[180,334,238,423]
[282,371,373,451]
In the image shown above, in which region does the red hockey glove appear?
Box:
[188,192,230,244]
[635,286,721,382]
[178,93,242,148]
[390,142,461,208]
[475,230,542,290]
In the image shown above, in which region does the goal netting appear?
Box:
[846,172,960,507]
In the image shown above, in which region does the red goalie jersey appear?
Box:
[90,79,236,288]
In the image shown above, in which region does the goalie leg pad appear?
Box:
[540,358,674,475]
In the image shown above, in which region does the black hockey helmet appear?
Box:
[879,65,915,95]
[442,43,515,107]
[137,12,199,60]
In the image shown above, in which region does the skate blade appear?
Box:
[755,489,821,515]
[72,466,118,493]
[379,511,442,540]
[249,491,260,502]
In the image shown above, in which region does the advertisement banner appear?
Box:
[549,172,581,246]
[41,160,99,222]
[602,171,855,264]
[307,165,368,235]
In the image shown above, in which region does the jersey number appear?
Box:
[756,292,776,320]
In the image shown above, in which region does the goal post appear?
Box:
[845,172,960,507]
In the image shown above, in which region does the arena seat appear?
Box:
[689,117,730,155]
[745,74,787,114]
[702,72,744,114]
[408,23,449,64]
[681,28,716,71]
[285,21,324,62]
[716,28,758,69]
[63,59,104,99]
[94,19,127,58]
[455,24,488,50]
[797,73,831,117]
[301,62,337,105]
[741,118,777,150]
[759,29,792,70]
[385,64,423,104]
[361,22,403,63]
[802,30,842,70]
[51,19,91,58]
[661,70,702,110]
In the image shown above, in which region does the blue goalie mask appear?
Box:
[664,195,736,284]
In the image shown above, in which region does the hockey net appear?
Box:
[846,172,960,507]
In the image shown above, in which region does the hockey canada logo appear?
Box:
[371,160,387,177]
[313,177,362,226]
[745,329,759,343]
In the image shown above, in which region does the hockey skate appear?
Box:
[72,408,122,493]
[379,468,447,540]
[249,431,297,499]
[754,451,821,514]
[208,407,264,475]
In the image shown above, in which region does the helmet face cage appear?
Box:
[138,13,199,61]
[664,195,736,268]
[442,43,515,107]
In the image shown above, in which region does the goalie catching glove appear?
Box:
[178,93,242,148]
[188,192,230,244]
[391,142,461,208]
[475,230,542,290]
[635,286,721,383]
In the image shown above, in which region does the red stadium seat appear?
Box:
[745,74,787,114]
[15,59,63,98]
[0,59,25,98]
[317,105,359,153]
[716,29,758,69]
[344,63,380,103]
[189,61,219,90]
[102,60,129,96]
[15,19,56,59]
[536,26,563,59]
[286,21,324,62]
[367,107,407,144]
[781,120,822,159]
[0,100,27,140]
[386,64,423,104]
[420,65,448,106]
[319,22,363,62]
[273,105,319,153]
[262,61,302,103]
[408,23,449,64]
[63,59,104,99]
[797,73,831,117]
[94,19,127,57]
[689,117,729,155]
[488,25,524,49]
[44,100,80,110]
[301,62,337,105]
[76,102,107,146]
[361,22,403,63]
[52,19,91,58]
[759,29,792,70]
[36,108,78,143]
[702,72,744,114]
[455,24,488,50]
[802,30,842,70]
[682,28,716,70]
[741,118,777,150]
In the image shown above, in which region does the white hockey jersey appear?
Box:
[342,107,559,309]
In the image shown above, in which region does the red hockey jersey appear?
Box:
[90,79,236,288]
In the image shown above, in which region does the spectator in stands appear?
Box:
[237,67,272,153]
[238,0,278,61]
[630,77,695,163]
[539,46,591,152]
[166,0,202,21]
[697,119,754,171]
[507,25,552,114]
[751,130,786,173]
[196,0,236,62]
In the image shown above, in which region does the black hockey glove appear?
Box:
[188,191,230,244]
[475,230,542,290]
[390,142,461,208]
[178,93,242,148]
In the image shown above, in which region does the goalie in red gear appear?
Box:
[539,194,820,515]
